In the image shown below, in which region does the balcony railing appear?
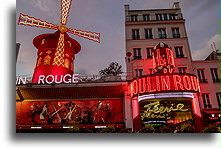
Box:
[132,35,140,40]
[212,78,221,83]
[134,56,142,60]
[159,34,167,39]
[145,35,153,39]
[199,79,208,83]
[176,54,185,58]
[173,34,180,38]
[204,104,212,108]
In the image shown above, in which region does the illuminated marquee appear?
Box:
[139,100,193,124]
[129,74,200,97]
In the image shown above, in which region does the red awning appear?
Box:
[203,110,220,114]
[16,82,128,100]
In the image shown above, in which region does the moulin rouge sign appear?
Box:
[129,42,201,97]
[16,74,79,85]
[129,74,200,97]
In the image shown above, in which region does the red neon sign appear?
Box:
[129,74,200,97]
[152,42,175,74]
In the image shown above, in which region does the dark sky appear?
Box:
[16,0,220,77]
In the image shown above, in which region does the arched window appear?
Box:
[37,57,42,67]
[46,50,52,54]
[41,39,45,45]
[64,58,70,69]
[71,63,74,71]
[43,55,51,65]
[68,41,71,47]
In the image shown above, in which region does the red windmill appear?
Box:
[18,0,100,84]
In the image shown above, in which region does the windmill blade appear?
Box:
[67,28,100,43]
[53,32,65,66]
[18,13,58,30]
[61,0,72,25]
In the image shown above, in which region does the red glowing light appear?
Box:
[152,43,175,74]
[129,74,200,97]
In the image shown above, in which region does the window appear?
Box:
[149,68,155,74]
[68,41,71,47]
[64,58,70,69]
[169,14,176,20]
[172,28,180,38]
[156,14,163,21]
[131,15,137,22]
[216,93,221,108]
[71,63,74,71]
[178,67,187,73]
[210,68,219,82]
[41,39,45,45]
[163,14,168,20]
[156,14,169,20]
[144,29,153,39]
[143,14,150,21]
[135,69,143,77]
[37,57,42,67]
[175,47,184,58]
[43,55,51,65]
[46,50,52,54]
[158,28,167,38]
[147,48,153,59]
[197,69,208,83]
[202,94,212,108]
[133,48,142,59]
[132,29,140,40]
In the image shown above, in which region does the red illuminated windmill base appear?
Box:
[18,0,100,83]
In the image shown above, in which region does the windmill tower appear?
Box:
[18,0,100,83]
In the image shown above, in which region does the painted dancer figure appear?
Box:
[39,103,50,124]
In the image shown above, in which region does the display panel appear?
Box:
[16,99,123,125]
[139,99,193,125]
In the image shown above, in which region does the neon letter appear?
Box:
[54,75,63,84]
[161,75,171,90]
[156,76,161,91]
[183,75,192,90]
[166,48,175,67]
[147,77,156,92]
[173,75,184,90]
[72,74,79,83]
[45,75,54,84]
[139,78,146,94]
[38,75,45,84]
[63,74,72,83]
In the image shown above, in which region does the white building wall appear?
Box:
[192,60,220,109]
[125,3,193,80]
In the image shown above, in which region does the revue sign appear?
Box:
[140,101,189,120]
[129,73,200,97]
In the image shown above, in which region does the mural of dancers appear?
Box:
[16,99,123,125]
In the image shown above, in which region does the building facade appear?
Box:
[16,2,220,133]
[125,2,193,80]
[124,2,220,130]
[192,54,220,127]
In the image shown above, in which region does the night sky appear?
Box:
[16,0,220,77]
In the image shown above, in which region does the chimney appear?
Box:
[124,4,130,22]
[124,4,130,11]
[172,2,180,9]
